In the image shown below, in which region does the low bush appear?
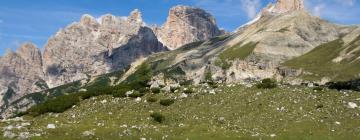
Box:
[151,87,161,94]
[28,94,81,116]
[256,78,277,89]
[183,87,194,94]
[159,99,175,106]
[150,112,165,123]
[170,86,179,93]
[313,87,324,91]
[147,97,158,103]
[128,90,144,98]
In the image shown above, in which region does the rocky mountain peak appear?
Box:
[267,0,305,14]
[100,14,118,27]
[80,14,99,27]
[154,5,223,50]
[128,9,143,24]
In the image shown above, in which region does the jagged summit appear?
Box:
[154,5,223,50]
[269,0,305,14]
[128,9,143,24]
[238,0,306,30]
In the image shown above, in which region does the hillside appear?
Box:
[1,84,359,139]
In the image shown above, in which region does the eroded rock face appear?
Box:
[0,43,44,107]
[43,10,166,88]
[154,5,223,50]
[267,0,304,14]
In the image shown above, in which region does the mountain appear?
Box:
[135,0,359,87]
[153,5,224,50]
[0,6,225,118]
[43,9,166,88]
[0,43,45,108]
[0,0,360,139]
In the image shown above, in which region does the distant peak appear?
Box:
[16,42,40,55]
[128,9,143,24]
[268,0,305,14]
[80,14,99,26]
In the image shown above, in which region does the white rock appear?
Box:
[179,93,188,98]
[100,100,107,104]
[47,124,56,129]
[82,130,95,136]
[209,90,216,95]
[270,134,276,137]
[21,122,31,126]
[347,102,358,109]
[135,97,142,102]
[140,138,146,140]
[3,131,16,139]
[335,121,341,125]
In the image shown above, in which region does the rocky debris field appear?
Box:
[1,84,359,140]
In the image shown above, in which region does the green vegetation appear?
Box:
[256,78,277,89]
[277,27,290,33]
[2,84,360,139]
[151,87,161,94]
[159,99,175,106]
[24,64,152,117]
[146,97,158,103]
[214,58,232,70]
[183,87,194,94]
[218,42,258,61]
[283,39,360,81]
[128,91,144,98]
[150,112,165,123]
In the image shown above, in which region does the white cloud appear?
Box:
[312,4,326,16]
[336,0,356,6]
[240,0,261,19]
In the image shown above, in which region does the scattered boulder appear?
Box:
[47,124,56,129]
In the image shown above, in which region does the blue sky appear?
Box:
[0,0,359,56]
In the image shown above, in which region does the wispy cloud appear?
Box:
[240,0,261,19]
[0,19,3,24]
[305,0,359,24]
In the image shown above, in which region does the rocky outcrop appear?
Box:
[269,0,304,14]
[0,43,44,107]
[43,9,167,88]
[154,5,223,50]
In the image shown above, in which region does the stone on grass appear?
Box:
[82,130,95,137]
[347,102,358,109]
[3,131,16,139]
[179,93,188,98]
[135,97,142,102]
[47,124,56,129]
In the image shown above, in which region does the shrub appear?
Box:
[147,97,158,103]
[28,94,81,116]
[180,80,193,86]
[128,90,144,98]
[256,78,277,89]
[151,87,161,94]
[113,89,128,98]
[183,87,194,94]
[150,112,165,123]
[313,87,324,91]
[170,86,179,93]
[159,99,175,106]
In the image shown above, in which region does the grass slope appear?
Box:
[283,39,360,81]
[1,84,359,139]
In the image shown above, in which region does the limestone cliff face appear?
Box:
[43,10,166,88]
[0,43,44,107]
[154,5,223,50]
[270,0,304,14]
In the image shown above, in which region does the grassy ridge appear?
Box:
[283,39,360,81]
